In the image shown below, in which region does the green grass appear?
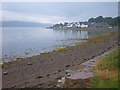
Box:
[96,49,119,70]
[91,49,120,88]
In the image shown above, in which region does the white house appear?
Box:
[75,22,81,27]
[81,24,88,28]
[66,22,88,28]
[67,23,73,27]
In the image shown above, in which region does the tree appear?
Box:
[88,16,119,26]
[64,22,68,26]
[95,16,104,23]
[88,18,95,22]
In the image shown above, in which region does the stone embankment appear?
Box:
[56,48,116,88]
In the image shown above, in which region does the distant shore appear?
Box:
[47,27,118,30]
[2,30,118,88]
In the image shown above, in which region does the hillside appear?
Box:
[1,21,52,27]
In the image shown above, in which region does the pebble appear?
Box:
[4,71,8,75]
[104,52,110,56]
[56,85,60,88]
[27,62,32,65]
[83,67,91,71]
[58,77,65,84]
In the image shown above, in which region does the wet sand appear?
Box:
[2,30,118,88]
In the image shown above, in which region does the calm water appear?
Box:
[2,27,103,63]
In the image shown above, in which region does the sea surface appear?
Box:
[2,27,104,63]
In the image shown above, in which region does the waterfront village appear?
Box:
[48,16,120,29]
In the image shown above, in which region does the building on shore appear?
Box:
[88,22,110,28]
[50,21,111,29]
[66,22,88,28]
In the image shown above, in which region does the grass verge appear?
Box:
[90,49,120,88]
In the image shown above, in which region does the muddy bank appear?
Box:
[2,32,118,88]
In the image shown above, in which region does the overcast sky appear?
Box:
[1,2,118,24]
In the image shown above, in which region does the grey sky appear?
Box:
[2,2,118,24]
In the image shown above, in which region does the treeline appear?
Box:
[88,16,119,26]
[52,23,65,28]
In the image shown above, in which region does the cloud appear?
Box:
[2,10,67,24]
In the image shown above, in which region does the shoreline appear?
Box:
[2,31,118,88]
[2,28,118,65]
[1,28,118,65]
[48,27,118,31]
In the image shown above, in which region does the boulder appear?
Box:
[64,72,94,88]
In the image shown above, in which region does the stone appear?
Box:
[61,77,65,84]
[81,62,89,66]
[58,80,62,83]
[57,77,65,84]
[56,85,61,88]
[36,76,43,79]
[82,67,91,72]
[81,61,94,67]
[27,62,32,65]
[65,70,77,76]
[57,77,65,88]
[104,52,109,56]
[65,70,75,73]
[67,72,94,79]
[64,72,94,88]
[65,65,71,68]
[4,71,8,75]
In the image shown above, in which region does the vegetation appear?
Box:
[88,16,120,26]
[91,49,120,88]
